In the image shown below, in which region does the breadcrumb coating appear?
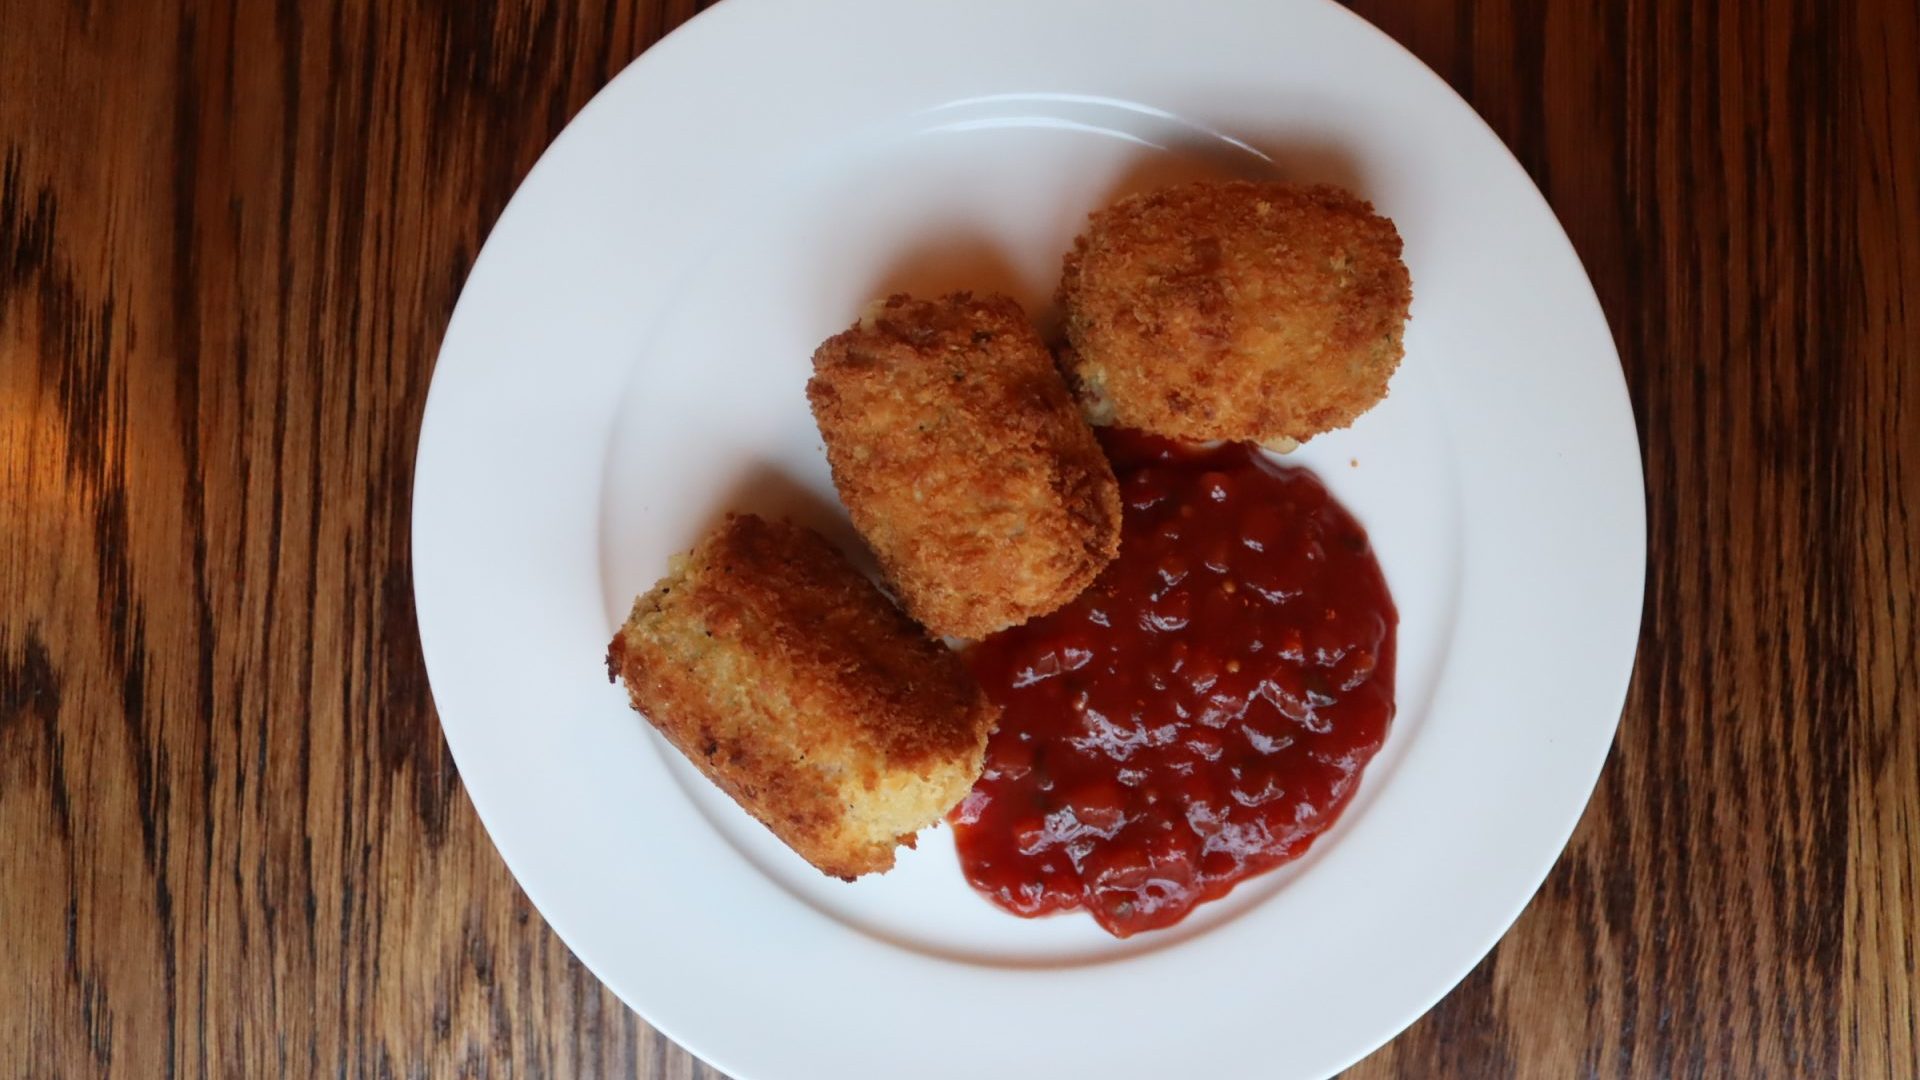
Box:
[808,292,1121,639]
[606,515,998,879]
[1057,181,1411,444]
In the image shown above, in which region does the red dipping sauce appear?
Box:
[951,431,1397,938]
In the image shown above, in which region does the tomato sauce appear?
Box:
[951,431,1397,937]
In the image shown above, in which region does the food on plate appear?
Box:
[605,181,1409,923]
[1056,180,1411,446]
[606,514,1000,879]
[950,431,1397,937]
[808,292,1122,639]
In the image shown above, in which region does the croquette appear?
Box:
[1057,181,1412,445]
[605,514,999,879]
[807,292,1122,639]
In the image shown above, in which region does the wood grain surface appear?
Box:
[2,0,1914,1076]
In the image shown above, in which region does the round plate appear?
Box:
[412,2,1645,1077]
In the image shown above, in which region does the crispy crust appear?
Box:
[606,515,998,879]
[1057,181,1412,444]
[807,293,1122,639]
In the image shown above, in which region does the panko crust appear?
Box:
[807,292,1122,639]
[1057,181,1412,445]
[606,514,998,879]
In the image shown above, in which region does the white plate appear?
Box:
[412,1,1644,1077]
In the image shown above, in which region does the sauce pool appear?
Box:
[951,431,1397,938]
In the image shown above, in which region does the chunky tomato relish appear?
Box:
[951,432,1397,937]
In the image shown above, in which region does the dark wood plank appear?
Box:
[0,1,722,1076]
[1,1,1912,1077]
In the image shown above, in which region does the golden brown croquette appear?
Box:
[1057,181,1411,445]
[606,514,999,879]
[807,293,1122,639]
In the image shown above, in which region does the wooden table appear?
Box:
[4,1,1915,1075]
